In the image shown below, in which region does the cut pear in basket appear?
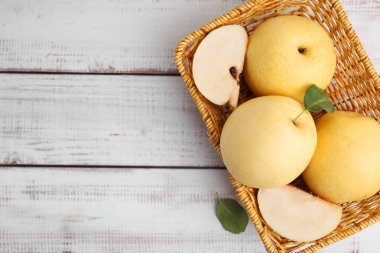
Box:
[258,185,342,242]
[192,25,248,108]
[303,111,380,203]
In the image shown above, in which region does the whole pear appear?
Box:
[220,96,317,188]
[303,111,380,203]
[244,16,336,102]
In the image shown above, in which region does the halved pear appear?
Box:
[258,185,342,242]
[192,25,248,108]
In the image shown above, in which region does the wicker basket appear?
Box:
[175,0,380,252]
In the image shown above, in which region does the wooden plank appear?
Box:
[0,74,222,166]
[346,0,380,73]
[0,0,242,74]
[0,167,379,253]
[0,0,378,74]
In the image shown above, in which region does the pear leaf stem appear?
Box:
[292,84,336,124]
[292,109,306,124]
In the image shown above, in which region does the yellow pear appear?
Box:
[220,96,317,188]
[244,16,336,102]
[258,185,342,242]
[303,111,380,203]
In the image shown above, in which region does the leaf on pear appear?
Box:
[304,84,336,113]
[215,197,248,234]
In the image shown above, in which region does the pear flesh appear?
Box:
[192,25,248,107]
[258,185,342,242]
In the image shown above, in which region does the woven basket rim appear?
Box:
[174,1,380,252]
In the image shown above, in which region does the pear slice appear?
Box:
[258,185,342,242]
[192,25,248,108]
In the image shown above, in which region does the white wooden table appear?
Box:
[0,1,379,252]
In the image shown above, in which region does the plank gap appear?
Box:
[0,164,226,170]
[0,71,180,77]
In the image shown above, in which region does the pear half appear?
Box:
[192,25,248,108]
[258,185,342,242]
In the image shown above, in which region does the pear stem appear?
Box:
[292,109,306,124]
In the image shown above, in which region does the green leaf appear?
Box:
[304,84,336,113]
[215,196,248,234]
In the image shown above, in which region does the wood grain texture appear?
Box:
[0,0,378,74]
[0,167,379,253]
[0,74,222,166]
